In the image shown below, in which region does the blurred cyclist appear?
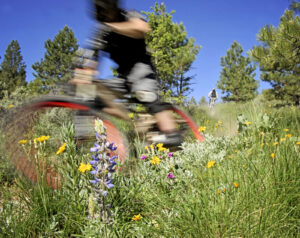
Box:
[75,0,182,146]
[208,88,218,109]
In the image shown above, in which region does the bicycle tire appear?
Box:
[3,96,129,189]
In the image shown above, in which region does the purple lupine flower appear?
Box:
[92,155,99,160]
[106,183,114,189]
[168,173,175,179]
[90,142,101,152]
[140,155,147,160]
[107,166,115,173]
[168,152,173,157]
[90,170,97,175]
[90,147,98,153]
[90,179,99,184]
[108,143,117,151]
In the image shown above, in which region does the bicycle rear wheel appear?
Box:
[2,96,128,189]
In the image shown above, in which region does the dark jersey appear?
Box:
[89,10,152,76]
[211,90,216,98]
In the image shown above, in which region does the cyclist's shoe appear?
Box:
[150,131,183,147]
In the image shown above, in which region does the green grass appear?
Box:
[0,101,299,237]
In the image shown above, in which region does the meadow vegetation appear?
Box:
[0,97,299,237]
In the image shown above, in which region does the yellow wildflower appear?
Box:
[36,135,50,142]
[198,126,206,132]
[246,121,251,126]
[260,131,265,136]
[217,189,221,195]
[261,143,264,147]
[150,156,161,165]
[145,146,149,151]
[86,163,92,171]
[128,113,134,119]
[56,143,66,155]
[285,134,292,138]
[234,150,238,153]
[270,153,275,159]
[132,214,142,221]
[233,182,239,188]
[228,155,232,159]
[9,104,14,108]
[78,163,92,173]
[18,139,27,144]
[158,146,167,152]
[280,138,286,142]
[150,144,154,150]
[296,142,300,145]
[156,143,164,148]
[205,120,209,124]
[206,161,215,169]
[78,163,86,173]
[218,120,222,125]
[284,129,289,132]
[273,142,278,146]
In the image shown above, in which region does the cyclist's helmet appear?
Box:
[93,0,120,22]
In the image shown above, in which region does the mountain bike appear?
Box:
[208,97,217,110]
[2,68,204,189]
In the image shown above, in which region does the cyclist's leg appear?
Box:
[127,63,182,146]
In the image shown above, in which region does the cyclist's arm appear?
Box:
[104,18,151,39]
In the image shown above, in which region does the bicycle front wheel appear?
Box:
[170,106,204,142]
[2,96,129,189]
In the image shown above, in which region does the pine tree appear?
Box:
[251,10,300,105]
[0,40,26,99]
[199,96,207,106]
[144,3,200,97]
[289,0,300,12]
[217,41,258,102]
[30,26,78,93]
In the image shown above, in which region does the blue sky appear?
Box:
[0,0,290,101]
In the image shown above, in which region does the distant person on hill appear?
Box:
[208,88,218,109]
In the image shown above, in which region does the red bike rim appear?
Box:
[170,107,204,142]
